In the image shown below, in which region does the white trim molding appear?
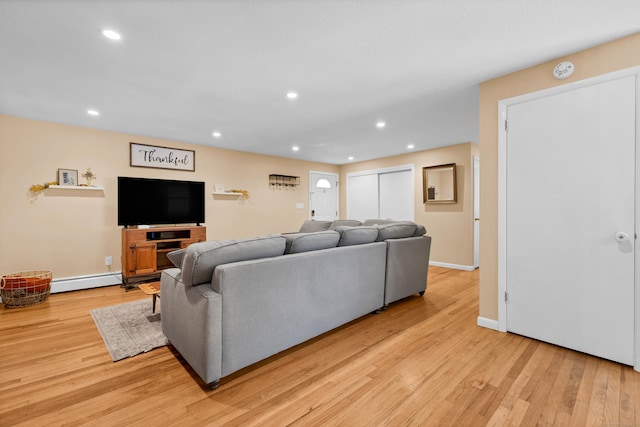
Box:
[429,261,475,271]
[51,272,122,293]
[477,317,499,330]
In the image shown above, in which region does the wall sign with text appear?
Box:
[129,142,195,171]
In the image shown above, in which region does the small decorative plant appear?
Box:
[29,182,58,195]
[229,189,250,198]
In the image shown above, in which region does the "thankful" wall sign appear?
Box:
[130,142,195,172]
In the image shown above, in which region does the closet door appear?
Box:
[347,173,379,220]
[347,167,414,221]
[505,75,636,365]
[379,170,413,221]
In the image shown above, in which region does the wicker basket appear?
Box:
[1,270,52,308]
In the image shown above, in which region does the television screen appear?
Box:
[118,177,205,226]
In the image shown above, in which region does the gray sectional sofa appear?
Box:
[160,219,431,388]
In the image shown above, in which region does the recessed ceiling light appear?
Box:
[376,121,386,129]
[286,92,298,99]
[87,109,100,116]
[348,156,354,161]
[212,131,222,138]
[292,146,300,151]
[101,29,121,41]
[407,144,415,149]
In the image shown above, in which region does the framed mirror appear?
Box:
[423,163,457,204]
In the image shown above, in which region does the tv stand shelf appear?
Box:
[121,225,206,289]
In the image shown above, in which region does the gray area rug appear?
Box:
[90,299,168,361]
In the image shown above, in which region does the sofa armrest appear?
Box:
[161,268,222,385]
[384,235,432,305]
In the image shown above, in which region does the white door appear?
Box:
[347,173,378,220]
[309,172,338,221]
[379,170,414,221]
[505,75,636,365]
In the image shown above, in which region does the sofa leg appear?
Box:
[419,291,425,296]
[371,308,383,314]
[207,379,220,390]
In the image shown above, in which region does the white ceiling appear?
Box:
[1,1,639,165]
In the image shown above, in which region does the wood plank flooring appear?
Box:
[1,267,638,426]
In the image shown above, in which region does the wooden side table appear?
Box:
[138,282,161,313]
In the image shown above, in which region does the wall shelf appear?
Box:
[212,192,243,197]
[47,185,104,191]
[269,174,300,187]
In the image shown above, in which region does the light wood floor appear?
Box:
[1,267,639,426]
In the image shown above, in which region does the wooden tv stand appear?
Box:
[121,225,206,289]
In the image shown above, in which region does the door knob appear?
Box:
[615,232,630,242]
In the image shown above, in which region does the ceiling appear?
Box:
[1,1,639,165]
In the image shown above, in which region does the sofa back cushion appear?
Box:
[298,220,332,233]
[166,248,187,268]
[413,224,427,236]
[284,230,340,254]
[375,222,418,241]
[181,235,286,286]
[335,226,379,246]
[363,219,397,226]
[329,219,363,230]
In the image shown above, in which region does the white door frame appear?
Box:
[497,66,640,371]
[473,156,480,269]
[309,171,339,220]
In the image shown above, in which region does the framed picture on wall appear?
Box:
[422,163,457,204]
[58,168,78,186]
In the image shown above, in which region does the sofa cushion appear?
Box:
[329,219,363,230]
[375,222,418,241]
[181,235,286,286]
[166,248,187,268]
[284,230,340,254]
[363,219,397,226]
[413,224,427,236]
[335,226,379,246]
[298,220,332,233]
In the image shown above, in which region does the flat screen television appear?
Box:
[118,177,205,226]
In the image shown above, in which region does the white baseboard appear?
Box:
[429,261,475,271]
[51,272,122,293]
[477,316,499,330]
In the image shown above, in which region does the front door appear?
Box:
[309,172,338,221]
[505,75,636,365]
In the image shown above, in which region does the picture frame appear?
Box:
[130,142,195,172]
[423,163,457,204]
[58,168,78,186]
